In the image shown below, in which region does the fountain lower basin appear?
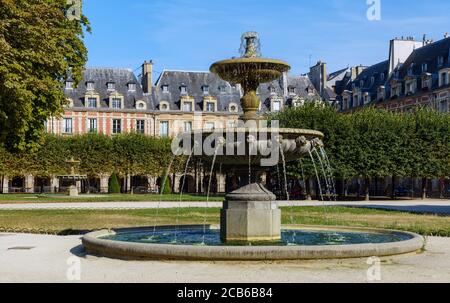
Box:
[82,225,424,261]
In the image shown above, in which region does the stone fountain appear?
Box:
[58,157,87,196]
[204,32,324,243]
[82,32,424,261]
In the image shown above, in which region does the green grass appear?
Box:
[0,206,449,237]
[0,193,224,203]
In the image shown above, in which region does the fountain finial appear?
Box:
[240,31,261,58]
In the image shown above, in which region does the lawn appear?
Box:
[0,193,224,203]
[0,206,449,237]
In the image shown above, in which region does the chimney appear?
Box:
[350,65,365,80]
[142,60,153,94]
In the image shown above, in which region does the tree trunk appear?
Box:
[365,177,370,201]
[421,177,428,200]
[305,177,312,201]
[391,175,396,199]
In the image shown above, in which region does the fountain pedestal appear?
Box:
[220,183,281,242]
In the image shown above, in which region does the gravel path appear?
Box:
[0,199,449,215]
[0,233,449,283]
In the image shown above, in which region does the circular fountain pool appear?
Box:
[82,225,424,261]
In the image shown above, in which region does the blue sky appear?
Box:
[83,0,450,76]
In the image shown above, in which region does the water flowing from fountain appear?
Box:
[174,146,195,243]
[319,146,337,201]
[280,146,297,244]
[308,150,324,202]
[202,142,223,245]
[152,148,180,238]
[313,148,332,201]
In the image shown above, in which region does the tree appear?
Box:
[160,169,172,195]
[0,0,89,151]
[108,173,120,194]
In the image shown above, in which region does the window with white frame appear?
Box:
[162,85,169,93]
[160,121,169,137]
[87,97,97,108]
[272,100,281,112]
[86,81,94,90]
[128,83,136,91]
[65,81,73,89]
[136,120,145,133]
[112,119,121,134]
[205,102,215,112]
[87,118,97,133]
[422,63,428,73]
[440,72,448,87]
[180,86,187,94]
[269,86,276,94]
[112,98,122,109]
[204,122,215,130]
[63,118,73,134]
[288,87,295,94]
[183,101,193,112]
[219,85,226,93]
[107,82,115,91]
[202,86,209,95]
[184,121,192,132]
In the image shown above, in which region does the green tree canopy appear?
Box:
[0,0,89,151]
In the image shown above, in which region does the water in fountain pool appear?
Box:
[101,228,414,247]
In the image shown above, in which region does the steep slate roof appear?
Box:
[351,60,389,100]
[65,68,151,110]
[153,70,242,112]
[153,70,320,113]
[258,75,320,112]
[395,37,450,93]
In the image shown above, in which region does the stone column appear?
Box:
[51,177,60,193]
[147,175,156,193]
[2,176,9,194]
[217,172,226,193]
[173,173,181,194]
[24,175,35,193]
[76,180,81,193]
[99,175,110,194]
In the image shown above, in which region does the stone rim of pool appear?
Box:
[82,225,424,261]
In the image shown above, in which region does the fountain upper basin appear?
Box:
[210,57,291,84]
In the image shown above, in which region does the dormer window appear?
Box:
[87,98,97,108]
[288,87,295,95]
[107,82,115,91]
[205,102,215,112]
[159,101,169,111]
[219,85,226,93]
[86,81,94,91]
[183,101,193,112]
[180,85,187,94]
[269,86,276,94]
[229,103,238,113]
[135,101,146,110]
[359,80,364,87]
[111,98,122,109]
[65,81,73,90]
[422,63,428,73]
[380,73,385,81]
[128,83,136,91]
[272,100,281,112]
[370,77,375,85]
[438,56,444,67]
[202,85,209,95]
[162,85,169,93]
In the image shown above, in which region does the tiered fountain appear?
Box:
[58,157,87,197]
[82,33,424,260]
